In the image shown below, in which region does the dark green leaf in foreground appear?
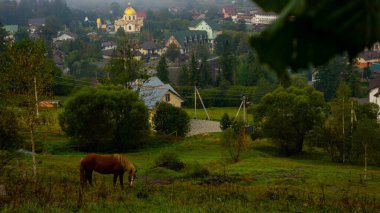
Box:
[250,0,380,84]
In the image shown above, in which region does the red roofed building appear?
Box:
[136,11,146,19]
[222,5,237,19]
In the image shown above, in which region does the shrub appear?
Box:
[0,108,23,169]
[59,86,150,152]
[0,108,23,150]
[221,124,250,162]
[220,113,232,130]
[183,161,209,178]
[154,151,184,171]
[153,102,190,137]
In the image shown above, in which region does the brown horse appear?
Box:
[80,153,137,189]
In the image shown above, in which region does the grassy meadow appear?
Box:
[1,107,379,212]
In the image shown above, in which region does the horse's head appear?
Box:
[128,168,137,187]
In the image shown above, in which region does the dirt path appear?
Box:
[187,119,222,137]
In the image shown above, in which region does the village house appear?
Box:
[132,77,184,110]
[53,32,77,42]
[368,76,380,119]
[165,30,208,54]
[87,32,100,41]
[52,50,65,70]
[138,41,165,57]
[232,14,254,24]
[28,18,46,35]
[222,5,237,19]
[252,13,278,25]
[355,42,380,69]
[4,25,18,41]
[188,20,221,48]
[101,41,117,51]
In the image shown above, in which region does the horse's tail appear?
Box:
[80,158,85,188]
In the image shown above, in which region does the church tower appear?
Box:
[114,2,144,33]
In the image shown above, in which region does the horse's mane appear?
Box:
[112,154,134,171]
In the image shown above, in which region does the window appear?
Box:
[129,26,132,31]
[165,94,170,102]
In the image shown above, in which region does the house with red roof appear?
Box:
[222,5,237,19]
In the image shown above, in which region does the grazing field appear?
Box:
[1,133,379,212]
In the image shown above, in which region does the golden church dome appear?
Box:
[124,2,136,16]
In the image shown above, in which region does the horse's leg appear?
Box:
[113,173,118,187]
[83,170,89,186]
[88,170,93,186]
[119,172,124,189]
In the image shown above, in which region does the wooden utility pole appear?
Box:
[194,86,197,119]
[194,86,210,120]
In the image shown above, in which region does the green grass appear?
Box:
[2,134,379,212]
[184,107,254,123]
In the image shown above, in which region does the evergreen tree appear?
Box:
[157,55,169,83]
[314,56,359,100]
[198,57,212,86]
[219,40,237,84]
[178,65,189,86]
[189,53,199,85]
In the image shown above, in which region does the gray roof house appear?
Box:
[132,77,184,109]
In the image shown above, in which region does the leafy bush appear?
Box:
[154,151,184,171]
[0,108,23,151]
[153,102,190,137]
[253,86,324,156]
[183,161,209,178]
[59,86,150,152]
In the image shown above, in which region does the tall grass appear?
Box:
[1,171,378,212]
[1,134,379,212]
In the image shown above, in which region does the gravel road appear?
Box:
[187,119,222,136]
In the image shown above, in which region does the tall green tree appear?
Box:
[327,83,352,163]
[105,35,142,86]
[157,55,169,83]
[59,86,150,152]
[254,85,325,155]
[166,43,180,62]
[178,65,190,86]
[314,56,360,100]
[0,39,55,181]
[189,53,199,85]
[219,40,237,84]
[352,119,380,178]
[198,57,212,86]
